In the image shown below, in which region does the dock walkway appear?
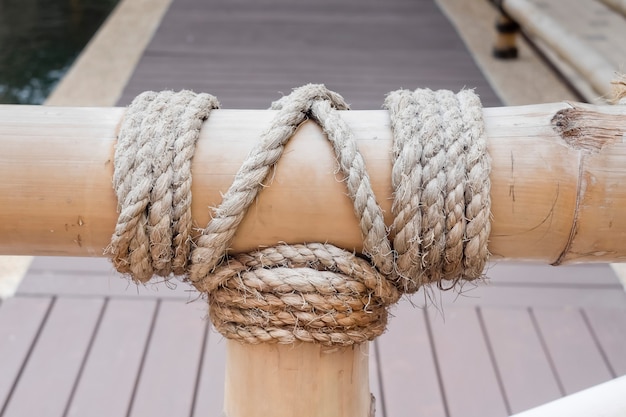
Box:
[1,1,626,416]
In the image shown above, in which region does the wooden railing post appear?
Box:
[224,342,372,417]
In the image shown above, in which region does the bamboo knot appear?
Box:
[108,84,491,346]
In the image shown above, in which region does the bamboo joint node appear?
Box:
[107,84,491,346]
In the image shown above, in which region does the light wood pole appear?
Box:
[225,342,372,417]
[1,101,626,416]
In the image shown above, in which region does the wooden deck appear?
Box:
[2,260,625,417]
[2,0,626,416]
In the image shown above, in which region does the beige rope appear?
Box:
[109,84,491,346]
[384,88,491,292]
[189,84,394,283]
[612,73,626,105]
[109,90,220,282]
[201,243,399,345]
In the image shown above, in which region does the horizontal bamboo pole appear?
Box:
[1,102,626,264]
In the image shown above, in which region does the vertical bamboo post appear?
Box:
[224,341,372,417]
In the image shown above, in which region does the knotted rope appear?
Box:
[108,84,491,346]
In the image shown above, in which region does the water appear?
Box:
[0,0,119,104]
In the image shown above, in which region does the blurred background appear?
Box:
[0,0,625,416]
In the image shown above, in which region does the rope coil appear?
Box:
[109,84,491,346]
[202,243,399,345]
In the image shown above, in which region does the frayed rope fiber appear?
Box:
[108,84,491,346]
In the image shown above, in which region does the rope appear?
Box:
[108,90,220,282]
[109,84,491,346]
[384,89,491,292]
[612,73,626,105]
[202,243,399,345]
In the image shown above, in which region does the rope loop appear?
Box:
[109,84,491,346]
[384,88,491,292]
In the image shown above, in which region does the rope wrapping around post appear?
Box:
[105,84,492,417]
[2,82,626,417]
[108,84,492,347]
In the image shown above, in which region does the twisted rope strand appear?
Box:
[122,93,172,281]
[385,90,425,292]
[458,90,491,279]
[205,243,399,345]
[384,87,490,292]
[109,90,219,283]
[310,100,394,276]
[415,90,447,284]
[110,91,157,275]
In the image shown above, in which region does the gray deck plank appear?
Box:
[378,299,447,417]
[17,271,196,299]
[128,299,207,417]
[480,307,562,414]
[149,14,469,55]
[192,327,226,417]
[65,299,157,417]
[1,297,104,417]
[428,306,509,417]
[0,297,52,412]
[532,307,614,395]
[582,308,626,376]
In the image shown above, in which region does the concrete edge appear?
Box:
[45,0,173,107]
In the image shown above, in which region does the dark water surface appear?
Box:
[0,0,119,104]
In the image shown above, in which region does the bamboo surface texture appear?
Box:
[1,102,625,264]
